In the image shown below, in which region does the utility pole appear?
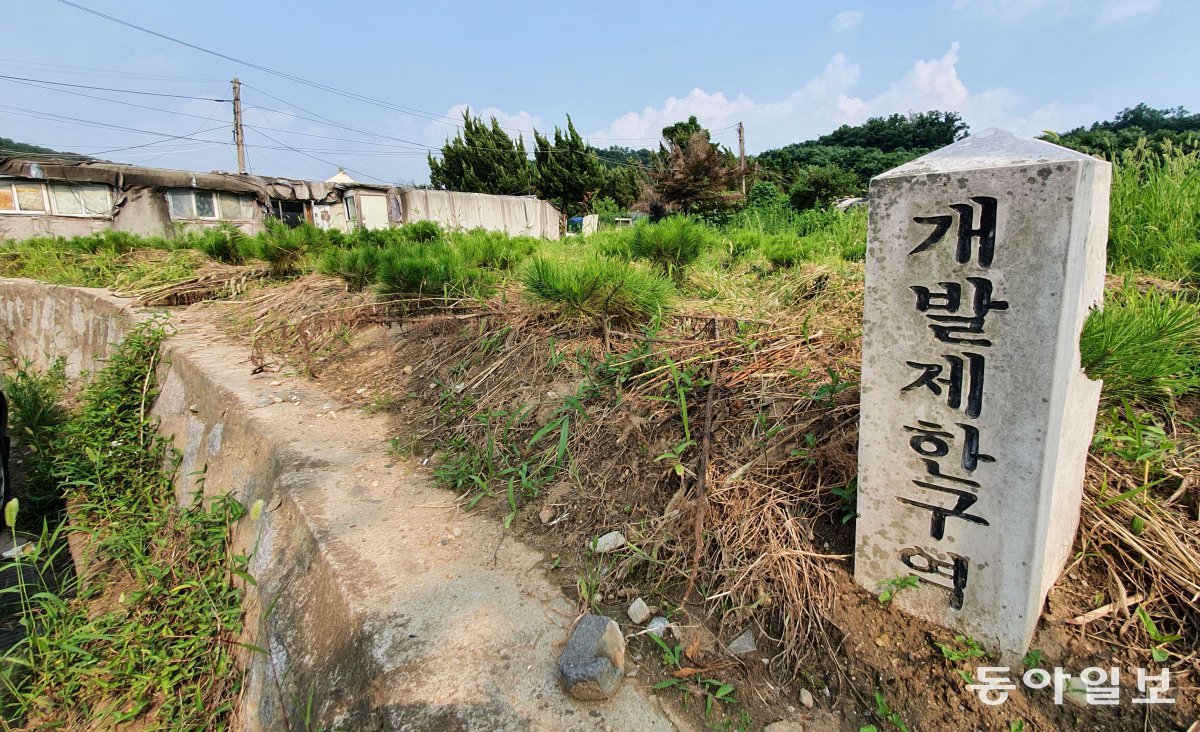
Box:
[737,121,746,196]
[232,78,247,174]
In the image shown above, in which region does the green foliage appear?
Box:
[628,217,712,279]
[872,689,910,732]
[0,321,245,729]
[428,110,535,195]
[375,242,488,298]
[643,127,741,218]
[936,634,987,663]
[876,575,919,606]
[534,116,603,216]
[1047,103,1200,157]
[250,219,326,278]
[522,254,674,327]
[596,165,643,209]
[179,223,248,264]
[1080,285,1200,402]
[1107,142,1200,280]
[755,110,963,194]
[0,136,92,160]
[395,220,444,243]
[1,357,68,526]
[592,196,623,225]
[318,244,382,291]
[788,165,860,211]
[820,111,967,153]
[1135,605,1183,662]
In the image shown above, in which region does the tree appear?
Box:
[428,111,534,195]
[534,116,603,218]
[1046,103,1200,157]
[660,116,708,152]
[818,111,967,152]
[788,165,860,210]
[641,130,741,218]
[596,165,642,209]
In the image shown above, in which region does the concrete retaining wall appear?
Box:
[0,278,672,731]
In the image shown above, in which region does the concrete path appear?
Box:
[155,312,683,731]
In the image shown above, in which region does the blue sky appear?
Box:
[3,0,1195,185]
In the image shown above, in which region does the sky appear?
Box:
[3,0,1196,185]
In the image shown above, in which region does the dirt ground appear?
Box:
[195,284,1197,732]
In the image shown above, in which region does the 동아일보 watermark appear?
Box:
[967,666,1175,706]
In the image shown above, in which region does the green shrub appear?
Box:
[397,220,444,243]
[1,357,68,525]
[454,229,537,270]
[589,229,634,260]
[180,224,247,264]
[249,220,324,278]
[628,217,712,279]
[1080,285,1200,402]
[1109,143,1200,280]
[318,245,381,291]
[521,254,673,327]
[375,242,492,298]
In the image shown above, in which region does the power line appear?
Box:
[248,126,393,184]
[55,0,464,127]
[0,74,226,101]
[0,57,225,83]
[52,1,669,144]
[0,76,227,122]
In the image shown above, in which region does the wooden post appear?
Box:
[232,78,247,175]
[737,121,746,196]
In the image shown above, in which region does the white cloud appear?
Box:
[590,44,1102,154]
[832,10,863,32]
[588,54,862,150]
[435,104,544,143]
[1097,0,1160,24]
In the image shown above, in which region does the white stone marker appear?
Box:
[855,129,1111,660]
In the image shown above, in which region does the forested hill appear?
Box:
[0,136,93,161]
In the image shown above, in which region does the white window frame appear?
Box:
[0,179,113,217]
[49,182,113,217]
[167,188,255,222]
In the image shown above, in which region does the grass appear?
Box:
[628,217,713,280]
[0,357,68,527]
[1080,283,1200,402]
[1108,142,1200,280]
[522,253,675,327]
[0,321,247,730]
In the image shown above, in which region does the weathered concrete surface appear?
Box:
[0,279,678,731]
[0,278,145,377]
[855,129,1110,661]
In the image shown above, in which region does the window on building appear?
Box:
[14,183,46,212]
[50,183,111,215]
[344,195,358,227]
[0,180,112,216]
[194,190,216,219]
[167,188,256,221]
[271,199,308,228]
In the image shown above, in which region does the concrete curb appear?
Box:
[0,278,678,731]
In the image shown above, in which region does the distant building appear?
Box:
[0,158,561,241]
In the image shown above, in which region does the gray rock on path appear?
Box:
[591,531,626,553]
[727,626,757,655]
[646,616,670,638]
[627,597,651,625]
[558,614,626,700]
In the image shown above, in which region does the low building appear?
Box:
[0,157,561,241]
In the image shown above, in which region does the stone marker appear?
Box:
[558,614,626,700]
[855,129,1110,660]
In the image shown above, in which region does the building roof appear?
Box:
[0,156,350,204]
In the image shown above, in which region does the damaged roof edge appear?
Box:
[0,155,391,205]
